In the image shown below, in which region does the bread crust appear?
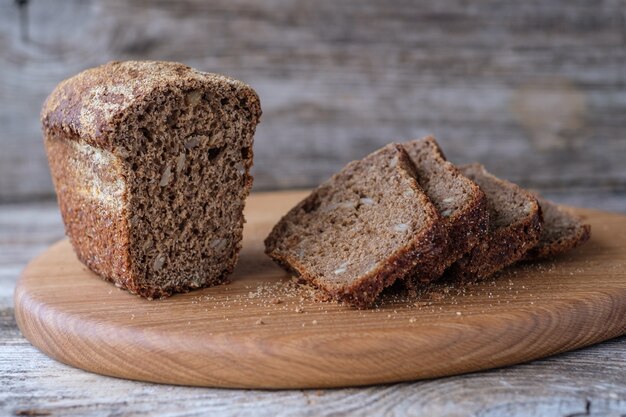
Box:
[42,61,261,299]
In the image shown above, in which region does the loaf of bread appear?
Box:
[42,61,261,299]
[265,144,446,308]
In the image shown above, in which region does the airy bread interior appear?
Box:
[118,87,256,297]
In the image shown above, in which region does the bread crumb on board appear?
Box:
[182,259,552,331]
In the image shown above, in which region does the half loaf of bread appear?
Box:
[42,61,261,299]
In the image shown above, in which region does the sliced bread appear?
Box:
[264,144,446,308]
[402,136,489,286]
[445,163,543,282]
[524,196,591,260]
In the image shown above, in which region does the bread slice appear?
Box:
[445,163,542,281]
[42,61,262,299]
[401,136,489,286]
[264,144,446,308]
[524,196,591,260]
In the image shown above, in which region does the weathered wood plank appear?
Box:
[1,201,626,416]
[0,0,625,201]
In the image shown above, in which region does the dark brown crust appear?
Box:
[42,61,261,299]
[402,137,489,288]
[265,145,446,308]
[444,164,543,282]
[523,198,591,261]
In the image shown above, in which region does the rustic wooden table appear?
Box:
[2,198,625,417]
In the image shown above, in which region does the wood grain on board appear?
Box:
[14,191,626,389]
[1,0,625,201]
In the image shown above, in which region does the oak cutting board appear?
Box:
[14,191,626,389]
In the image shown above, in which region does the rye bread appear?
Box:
[524,196,591,260]
[264,144,446,308]
[401,136,489,287]
[445,163,543,282]
[42,61,261,299]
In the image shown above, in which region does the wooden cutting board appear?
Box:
[14,191,626,389]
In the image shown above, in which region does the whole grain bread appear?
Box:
[401,137,489,287]
[42,60,261,299]
[264,144,446,308]
[445,163,543,282]
[524,196,591,260]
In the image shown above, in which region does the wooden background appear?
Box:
[0,0,625,204]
